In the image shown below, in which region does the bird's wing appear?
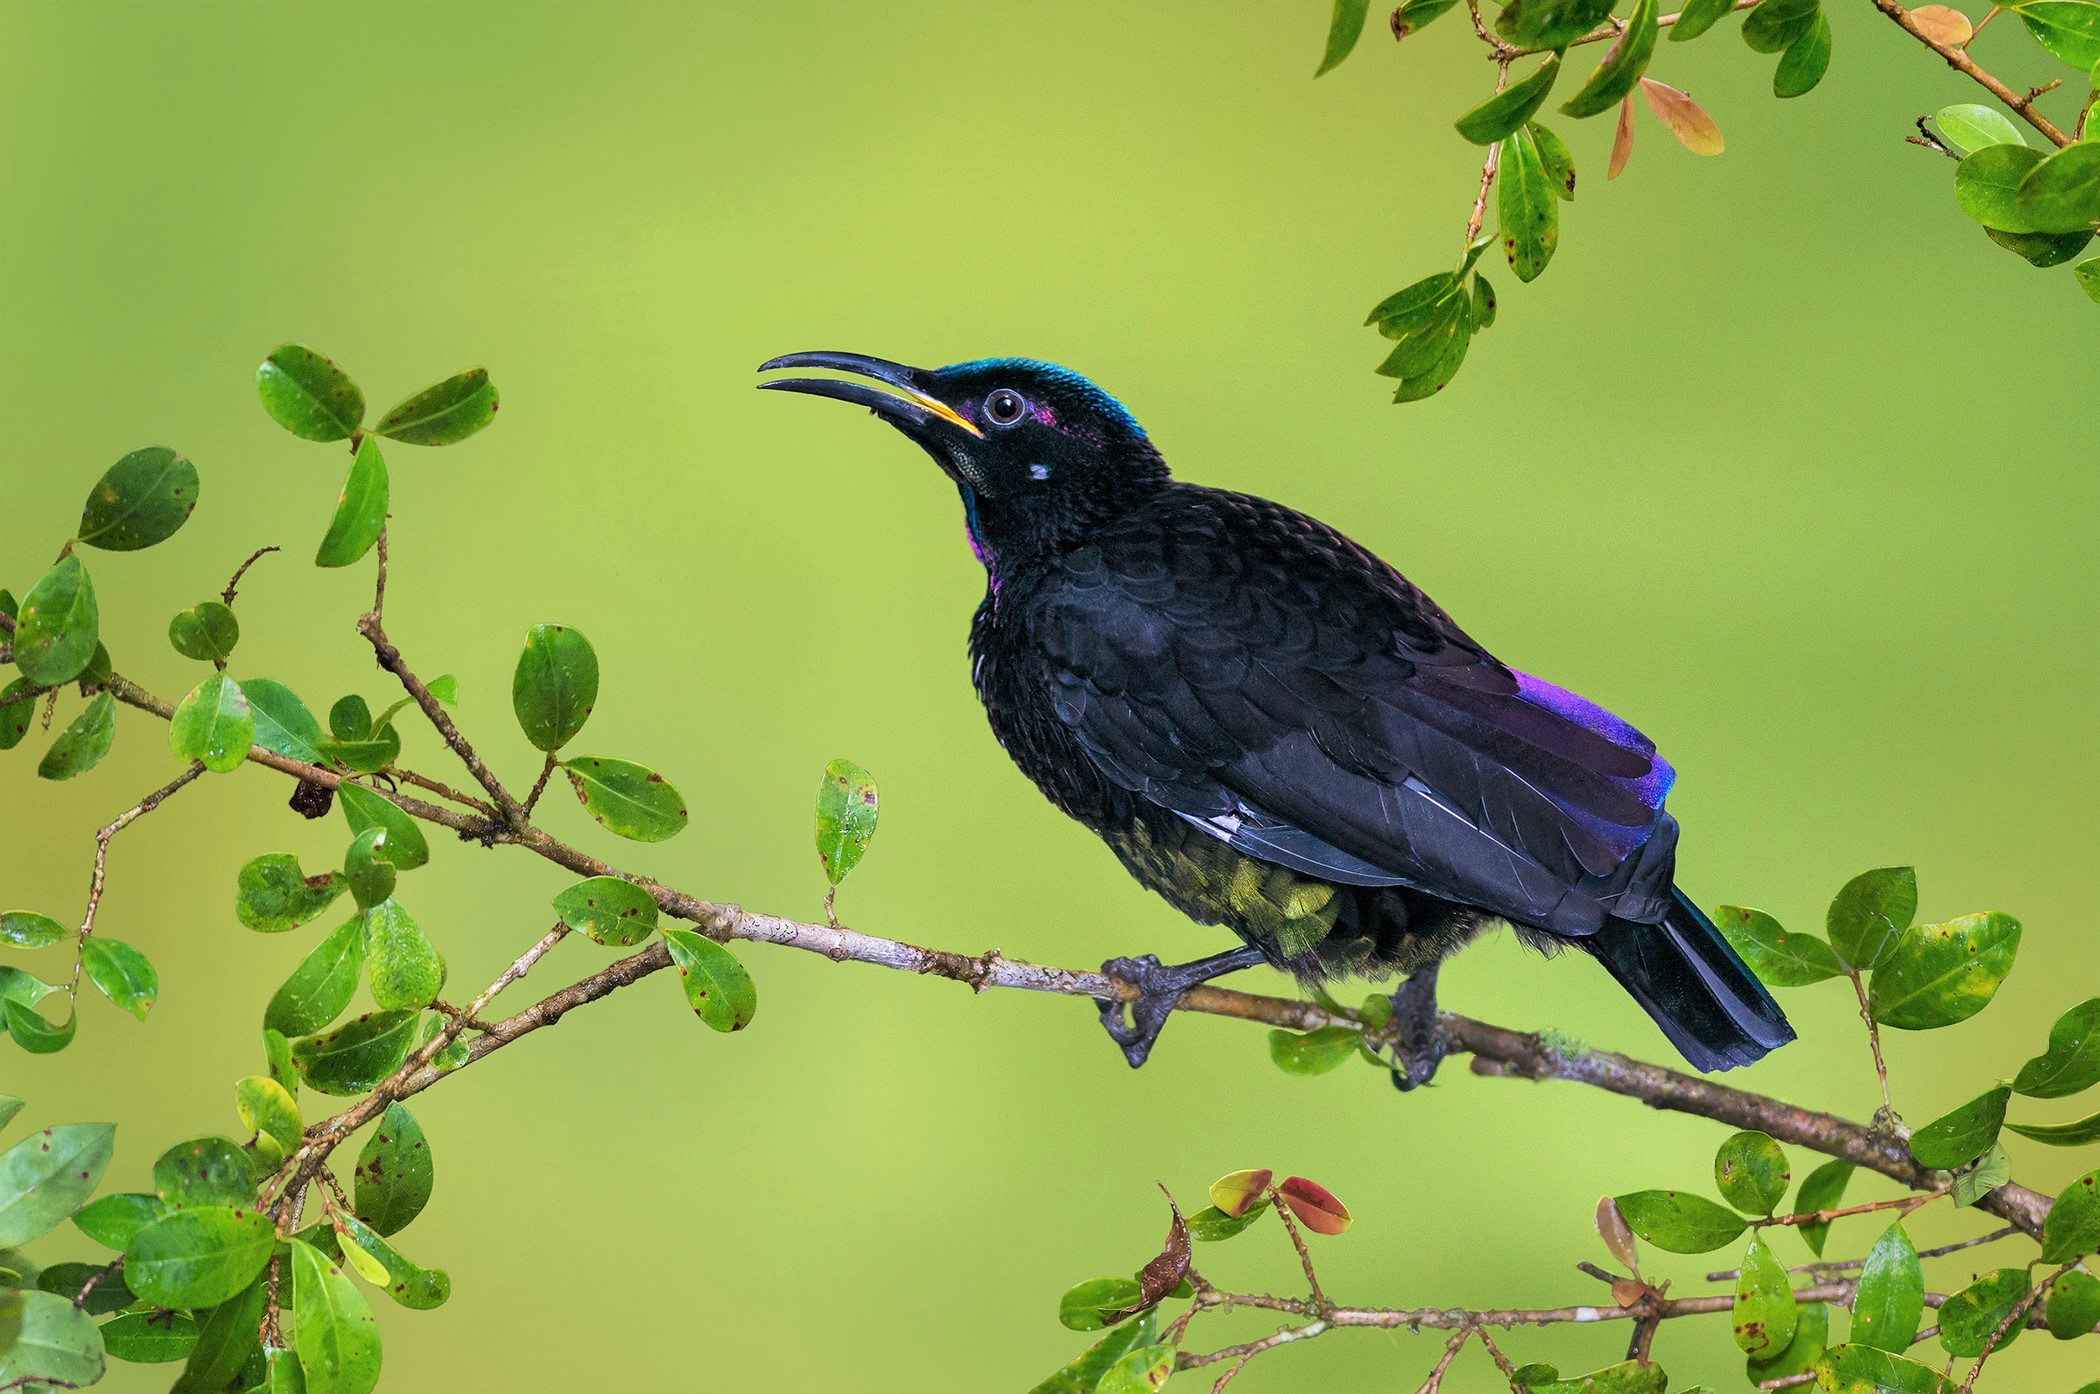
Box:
[1031,488,1676,935]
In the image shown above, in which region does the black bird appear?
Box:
[758,352,1793,1083]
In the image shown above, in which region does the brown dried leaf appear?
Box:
[1910,3,1974,44]
[1639,78,1725,156]
[1105,1192,1192,1322]
[1610,1277,1652,1307]
[1610,94,1636,180]
[1278,1176,1352,1235]
[1596,1196,1640,1275]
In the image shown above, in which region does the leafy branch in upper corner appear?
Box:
[1319,0,2100,402]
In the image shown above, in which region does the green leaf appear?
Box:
[1367,271,1459,332]
[168,600,240,663]
[1532,122,1576,199]
[511,623,599,752]
[2006,1108,2100,1145]
[815,757,879,885]
[1671,0,1741,40]
[82,937,156,1020]
[243,679,326,764]
[256,344,364,441]
[1560,0,1658,117]
[73,1192,171,1250]
[2040,1166,2100,1261]
[1185,1203,1267,1241]
[550,875,659,947]
[662,927,757,1032]
[125,1207,274,1308]
[292,1010,418,1095]
[1497,0,1616,49]
[1742,0,1820,52]
[0,1289,105,1387]
[154,1136,255,1209]
[0,965,57,1011]
[562,756,689,841]
[1027,1312,1158,1394]
[0,1123,115,1246]
[0,677,37,752]
[37,689,116,781]
[265,1025,298,1094]
[1773,8,1831,95]
[1612,1190,1748,1253]
[1826,867,1917,971]
[234,1076,302,1163]
[1376,288,1474,401]
[331,1212,449,1309]
[1499,126,1559,283]
[2016,0,2100,68]
[1715,906,1845,986]
[335,782,429,870]
[1956,143,2050,231]
[265,916,366,1038]
[1457,56,1562,144]
[330,694,372,740]
[1060,1276,1143,1332]
[290,1238,382,1394]
[1951,1140,2011,1207]
[2077,255,2100,300]
[0,1095,17,1131]
[103,1309,198,1363]
[170,672,253,774]
[375,367,498,446]
[315,436,389,568]
[0,911,66,950]
[1851,1222,1923,1350]
[1867,911,2021,1029]
[2015,139,2100,232]
[1268,1025,1362,1075]
[1731,1232,1797,1357]
[1521,1361,1667,1393]
[319,730,399,775]
[1935,102,2030,153]
[1983,222,2093,264]
[78,447,201,552]
[1937,1268,2030,1356]
[1813,1344,1951,1393]
[237,854,349,933]
[14,555,99,686]
[4,998,76,1053]
[342,829,396,909]
[361,900,443,1012]
[1317,0,1372,72]
[1909,1085,2010,1169]
[352,1102,432,1237]
[2046,1267,2100,1338]
[1097,1343,1174,1393]
[169,1276,266,1394]
[1748,1301,1829,1382]
[1714,1130,1789,1214]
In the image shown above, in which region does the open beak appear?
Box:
[756,351,983,439]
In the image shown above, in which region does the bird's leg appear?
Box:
[1096,944,1267,1069]
[1387,960,1447,1091]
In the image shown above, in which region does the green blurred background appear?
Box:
[1,2,2095,1390]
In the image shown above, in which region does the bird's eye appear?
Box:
[984,388,1027,427]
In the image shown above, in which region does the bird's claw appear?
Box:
[1387,963,1448,1092]
[1097,954,1174,1068]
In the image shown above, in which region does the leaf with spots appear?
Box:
[102,1309,198,1363]
[124,1206,275,1308]
[238,854,349,933]
[153,1136,255,1209]
[551,875,658,947]
[0,1289,105,1388]
[315,436,389,568]
[343,829,396,909]
[0,1123,116,1247]
[1813,1345,1951,1393]
[14,555,99,686]
[1937,1268,2030,1356]
[1612,1190,1746,1253]
[562,755,688,842]
[291,1237,382,1394]
[662,927,757,1032]
[352,1102,432,1237]
[1716,906,1842,986]
[256,345,364,442]
[1096,1343,1174,1393]
[1730,1232,1798,1357]
[360,899,443,1012]
[78,447,200,552]
[292,1010,418,1096]
[168,600,240,662]
[38,690,116,781]
[331,1212,449,1309]
[1497,125,1558,283]
[2046,1267,2100,1338]
[169,672,253,774]
[1748,1300,1829,1383]
[375,366,498,446]
[336,782,430,870]
[0,677,37,752]
[1714,1130,1789,1214]
[511,624,598,752]
[234,1076,302,1167]
[73,1192,170,1251]
[265,916,366,1039]
[814,758,879,885]
[2039,1165,2100,1262]
[1867,911,2021,1029]
[82,937,156,1021]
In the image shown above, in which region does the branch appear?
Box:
[357,615,527,827]
[1865,0,2072,146]
[67,762,207,1002]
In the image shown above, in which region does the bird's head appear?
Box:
[758,352,1169,565]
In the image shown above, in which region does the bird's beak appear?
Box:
[756,351,984,439]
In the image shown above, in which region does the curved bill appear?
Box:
[757,351,983,439]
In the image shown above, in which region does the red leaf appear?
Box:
[1596,1196,1640,1275]
[1208,1168,1273,1219]
[1610,94,1635,180]
[1638,78,1725,156]
[1278,1176,1352,1236]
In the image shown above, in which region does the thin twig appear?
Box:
[1414,1330,1473,1394]
[221,546,281,606]
[1864,0,2072,146]
[370,524,389,621]
[1496,0,1757,56]
[1848,970,1899,1126]
[1709,1224,2020,1281]
[67,763,207,1002]
[1267,1182,1328,1309]
[358,615,527,827]
[1958,1263,2067,1392]
[521,752,559,818]
[392,766,497,816]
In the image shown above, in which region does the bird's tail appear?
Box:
[1588,889,1794,1072]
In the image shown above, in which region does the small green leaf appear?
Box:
[1532,122,1576,199]
[352,1102,432,1237]
[1937,1268,2030,1357]
[4,998,76,1053]
[1390,0,1465,36]
[815,757,879,885]
[0,911,67,950]
[417,1012,469,1072]
[82,938,156,1021]
[2015,139,2100,232]
[265,1025,297,1094]
[342,829,396,909]
[0,1123,116,1246]
[1868,911,2021,1029]
[1375,286,1474,401]
[315,436,389,568]
[375,367,498,446]
[1748,1301,1829,1382]
[1560,0,1658,117]
[2006,1108,2100,1145]
[1773,9,1831,96]
[14,555,99,686]
[1267,1025,1361,1075]
[0,966,56,1010]
[125,1207,275,1308]
[1097,1343,1174,1393]
[1951,1140,2011,1207]
[1498,126,1559,283]
[243,679,326,764]
[1185,1203,1267,1241]
[1935,102,2030,153]
[291,1010,418,1096]
[1826,867,1917,971]
[78,447,201,552]
[0,1289,105,1388]
[1209,1168,1274,1217]
[38,690,116,781]
[265,916,366,1038]
[102,1309,199,1363]
[168,600,240,663]
[1813,1343,1951,1393]
[1714,1130,1789,1214]
[1982,222,2093,264]
[662,927,757,1032]
[2039,1166,2100,1262]
[1612,1190,1748,1253]
[550,875,658,946]
[234,1076,303,1162]
[1671,0,1741,40]
[2076,255,2100,301]
[1742,0,1820,51]
[331,1211,449,1308]
[256,345,364,442]
[170,1275,266,1394]
[511,624,598,752]
[336,782,430,870]
[1909,1085,2010,1169]
[1367,271,1459,331]
[1731,1232,1798,1357]
[562,756,689,841]
[154,1136,255,1209]
[290,1238,382,1394]
[1496,0,1616,49]
[1955,143,2050,231]
[1851,1222,1923,1351]
[237,854,348,933]
[361,900,443,1012]
[2016,0,2100,68]
[1317,0,1372,73]
[1715,906,1845,985]
[1027,1312,1157,1394]
[73,1192,171,1250]
[2046,1268,2100,1338]
[1456,55,1562,144]
[170,672,254,774]
[1059,1276,1143,1332]
[0,677,37,751]
[330,695,372,740]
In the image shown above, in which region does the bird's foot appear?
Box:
[1096,945,1266,1069]
[1387,962,1447,1092]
